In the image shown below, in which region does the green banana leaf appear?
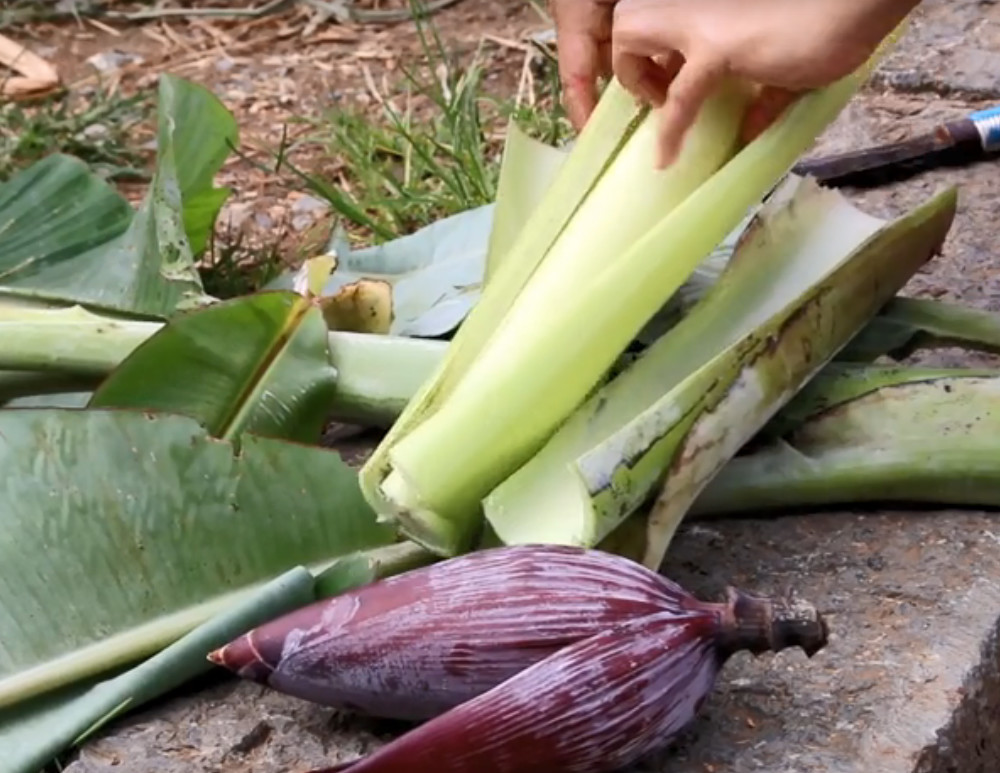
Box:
[0,74,235,316]
[0,409,396,712]
[0,541,440,773]
[90,292,337,444]
[0,567,317,773]
[167,76,238,257]
[0,156,132,282]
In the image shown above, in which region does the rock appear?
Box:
[64,676,389,772]
[85,50,145,74]
[290,195,332,232]
[873,0,1000,99]
[649,511,1000,773]
[290,195,331,216]
[219,202,254,231]
[810,94,1000,315]
[79,124,109,141]
[253,212,275,230]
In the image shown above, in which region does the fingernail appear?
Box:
[656,143,677,170]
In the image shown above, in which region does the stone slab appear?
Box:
[63,4,1000,773]
[873,0,1000,99]
[652,512,1000,773]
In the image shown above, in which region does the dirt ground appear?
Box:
[8,0,997,283]
[7,0,549,271]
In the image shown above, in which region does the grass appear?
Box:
[208,14,567,295]
[290,14,570,246]
[200,223,289,300]
[0,82,152,183]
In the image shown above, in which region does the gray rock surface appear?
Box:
[64,2,1000,772]
[874,0,1000,99]
[653,513,1000,773]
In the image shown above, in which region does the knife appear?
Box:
[792,105,1000,187]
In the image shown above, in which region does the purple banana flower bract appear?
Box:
[210,545,700,719]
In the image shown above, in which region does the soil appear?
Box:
[7,0,548,275]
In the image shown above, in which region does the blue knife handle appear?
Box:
[969,106,1000,152]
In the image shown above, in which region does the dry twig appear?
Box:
[0,33,61,100]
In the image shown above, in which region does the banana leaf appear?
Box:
[0,155,132,280]
[90,291,337,444]
[265,121,572,339]
[268,206,493,338]
[0,74,235,316]
[0,567,317,773]
[0,410,396,712]
[0,538,439,773]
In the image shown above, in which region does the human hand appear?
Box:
[548,0,617,130]
[607,0,921,168]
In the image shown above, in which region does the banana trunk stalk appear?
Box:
[360,78,753,555]
[361,34,903,556]
[484,176,957,569]
[7,291,1000,429]
[0,306,444,426]
[839,296,1000,362]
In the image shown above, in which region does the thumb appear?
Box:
[551,0,614,130]
[558,34,604,130]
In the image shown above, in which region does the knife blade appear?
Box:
[792,105,1000,187]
